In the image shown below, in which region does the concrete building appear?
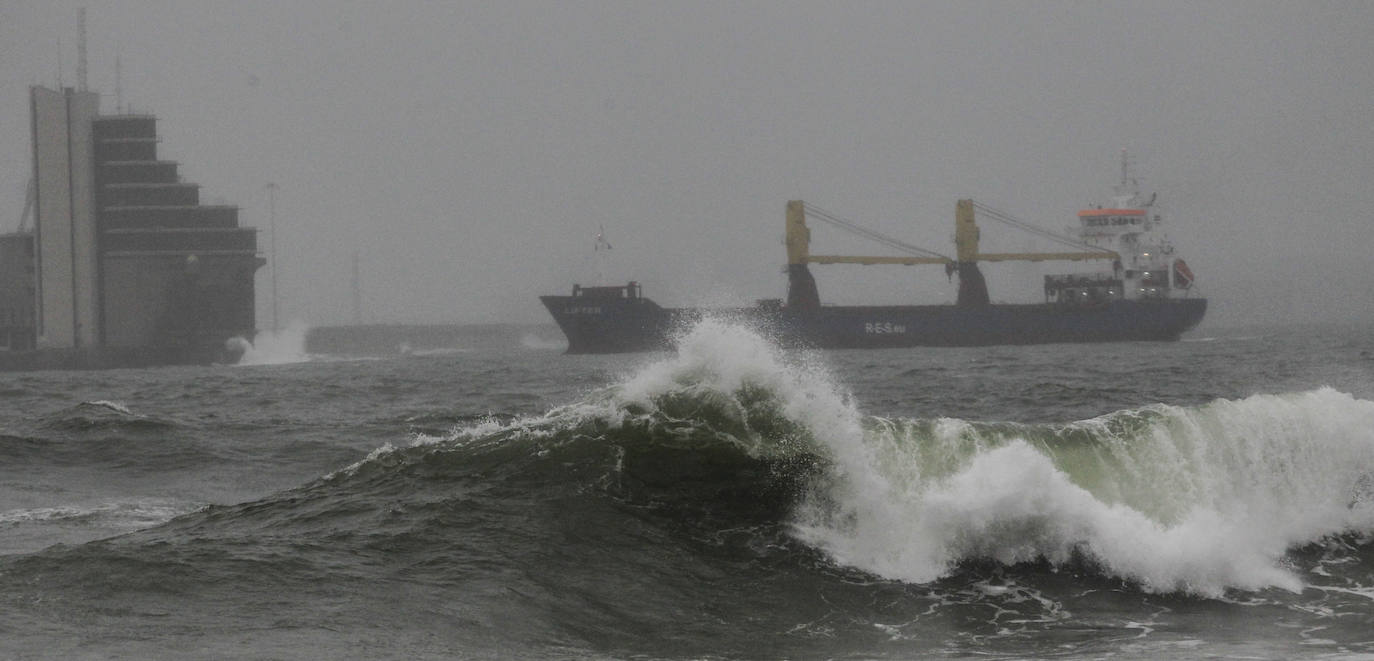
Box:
[0,86,262,368]
[0,232,35,351]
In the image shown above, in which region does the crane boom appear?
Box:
[804,255,950,265]
[784,198,1120,309]
[788,199,1116,266]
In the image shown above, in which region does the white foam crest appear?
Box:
[331,400,631,480]
[83,400,134,415]
[344,319,839,467]
[0,499,193,530]
[233,320,311,365]
[339,318,859,479]
[794,388,1374,596]
[615,317,866,455]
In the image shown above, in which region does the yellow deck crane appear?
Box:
[783,200,1118,308]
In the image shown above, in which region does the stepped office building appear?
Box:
[9,86,262,367]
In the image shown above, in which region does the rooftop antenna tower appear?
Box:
[266,182,280,332]
[77,8,88,92]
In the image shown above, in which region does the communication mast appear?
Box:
[266,182,280,332]
[77,8,88,92]
[115,53,123,113]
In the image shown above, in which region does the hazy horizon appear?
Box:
[3,1,1372,330]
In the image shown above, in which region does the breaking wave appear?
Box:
[36,318,1371,608]
[319,318,1374,597]
[794,387,1374,595]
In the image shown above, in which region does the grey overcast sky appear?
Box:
[2,1,1372,328]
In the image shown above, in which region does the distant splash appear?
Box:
[231,320,311,365]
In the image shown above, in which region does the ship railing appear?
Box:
[1044,273,1120,288]
[1044,273,1124,305]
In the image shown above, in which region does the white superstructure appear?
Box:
[1046,153,1196,304]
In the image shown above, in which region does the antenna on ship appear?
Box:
[593,225,612,285]
[1113,148,1142,206]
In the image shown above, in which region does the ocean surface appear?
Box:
[1,319,1372,659]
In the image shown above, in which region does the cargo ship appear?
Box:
[542,160,1206,353]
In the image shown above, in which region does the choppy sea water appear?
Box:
[0,320,1371,659]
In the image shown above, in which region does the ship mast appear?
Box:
[1112,148,1142,207]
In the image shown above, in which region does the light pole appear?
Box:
[266,182,279,332]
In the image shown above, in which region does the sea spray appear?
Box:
[520,332,566,351]
[233,320,311,365]
[614,317,863,458]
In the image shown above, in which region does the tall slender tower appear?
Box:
[30,85,101,350]
[77,8,88,92]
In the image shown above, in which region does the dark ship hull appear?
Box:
[540,283,1207,354]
